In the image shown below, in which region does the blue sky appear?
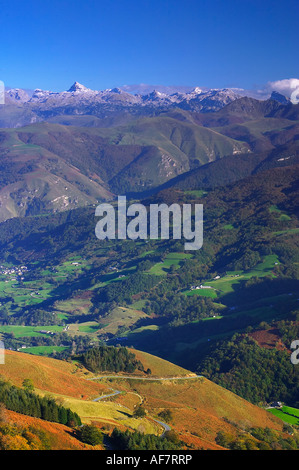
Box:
[0,0,298,92]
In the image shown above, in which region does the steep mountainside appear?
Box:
[0,93,298,221]
[0,349,284,450]
[0,118,250,220]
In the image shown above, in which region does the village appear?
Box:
[0,264,28,283]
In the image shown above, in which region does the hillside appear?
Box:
[1,410,98,450]
[0,164,298,366]
[0,348,285,450]
[0,117,249,221]
[0,96,298,221]
[0,349,110,399]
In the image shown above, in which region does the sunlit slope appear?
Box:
[0,348,284,450]
[0,350,109,399]
[110,375,283,448]
[129,348,195,377]
[5,410,99,450]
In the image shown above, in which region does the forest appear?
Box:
[79,345,146,374]
[110,428,182,450]
[196,329,299,406]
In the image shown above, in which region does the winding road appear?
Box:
[89,374,202,435]
[89,374,202,382]
[93,390,122,402]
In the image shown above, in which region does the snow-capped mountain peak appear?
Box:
[2,82,252,127]
[67,82,90,93]
[191,87,203,94]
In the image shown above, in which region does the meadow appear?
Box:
[147,252,193,276]
[269,406,299,426]
[187,254,280,297]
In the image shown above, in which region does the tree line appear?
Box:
[110,428,182,450]
[0,378,81,427]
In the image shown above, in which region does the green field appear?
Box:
[0,257,92,312]
[0,325,63,339]
[0,280,53,308]
[269,205,292,221]
[130,299,147,310]
[269,406,299,426]
[147,252,193,276]
[273,228,299,237]
[183,288,218,298]
[200,255,280,296]
[181,255,280,301]
[21,345,68,356]
[54,297,93,317]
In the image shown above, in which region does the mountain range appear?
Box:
[2,81,291,128]
[0,82,297,222]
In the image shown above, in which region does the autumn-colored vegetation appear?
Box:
[0,347,292,450]
[0,409,100,450]
[0,350,110,399]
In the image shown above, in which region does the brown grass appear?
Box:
[107,376,283,448]
[249,328,287,351]
[0,350,110,399]
[129,349,193,377]
[0,349,285,450]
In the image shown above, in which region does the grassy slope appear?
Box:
[129,348,193,377]
[0,350,109,399]
[96,116,250,170]
[0,349,283,450]
[269,406,299,426]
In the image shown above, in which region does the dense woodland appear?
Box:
[79,346,145,373]
[196,330,299,406]
[110,428,183,450]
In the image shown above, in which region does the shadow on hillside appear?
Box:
[119,276,299,368]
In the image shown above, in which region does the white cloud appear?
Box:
[267,78,299,103]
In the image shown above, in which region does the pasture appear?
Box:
[147,252,193,276]
[269,406,299,426]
